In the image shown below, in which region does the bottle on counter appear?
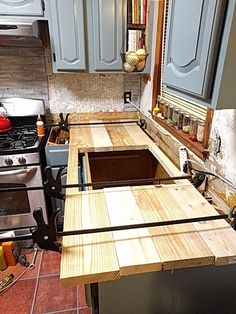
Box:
[0,246,7,271]
[36,114,45,137]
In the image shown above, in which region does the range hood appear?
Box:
[0,20,42,47]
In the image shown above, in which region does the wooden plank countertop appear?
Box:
[60,121,236,287]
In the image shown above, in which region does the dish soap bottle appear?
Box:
[36,114,45,136]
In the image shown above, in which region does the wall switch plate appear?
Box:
[179,146,188,174]
[124,92,131,104]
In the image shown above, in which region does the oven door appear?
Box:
[0,165,47,230]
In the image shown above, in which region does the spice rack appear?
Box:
[154,99,209,160]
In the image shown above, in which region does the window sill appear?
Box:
[153,116,209,160]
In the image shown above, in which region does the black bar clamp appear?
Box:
[44,166,66,200]
[58,112,70,132]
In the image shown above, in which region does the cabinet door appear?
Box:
[163,0,226,99]
[90,0,124,71]
[0,0,43,16]
[50,0,86,71]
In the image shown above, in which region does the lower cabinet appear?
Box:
[45,145,82,228]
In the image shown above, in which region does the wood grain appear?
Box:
[132,186,214,270]
[104,187,162,275]
[61,118,236,287]
[168,185,236,265]
[61,190,120,287]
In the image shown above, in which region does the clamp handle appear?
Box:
[32,207,61,252]
[44,166,65,200]
[59,113,70,132]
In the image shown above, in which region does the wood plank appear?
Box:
[89,122,113,151]
[69,125,94,151]
[104,187,162,275]
[61,190,120,286]
[105,123,139,150]
[132,185,214,270]
[123,123,152,148]
[167,185,236,266]
[66,145,79,195]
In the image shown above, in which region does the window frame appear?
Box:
[151,0,213,160]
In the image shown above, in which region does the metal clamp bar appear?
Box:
[58,214,230,237]
[46,120,139,128]
[0,175,191,193]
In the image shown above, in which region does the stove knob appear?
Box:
[5,158,13,166]
[18,157,26,165]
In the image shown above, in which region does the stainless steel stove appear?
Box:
[0,98,48,231]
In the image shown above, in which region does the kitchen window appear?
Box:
[152,0,213,160]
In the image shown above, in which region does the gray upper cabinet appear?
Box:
[87,0,124,72]
[49,0,86,71]
[48,0,126,72]
[163,0,236,110]
[0,0,43,16]
[163,0,225,99]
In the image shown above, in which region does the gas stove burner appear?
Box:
[0,126,39,153]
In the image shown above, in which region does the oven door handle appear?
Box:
[0,167,37,176]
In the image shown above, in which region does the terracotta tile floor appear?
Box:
[0,249,92,314]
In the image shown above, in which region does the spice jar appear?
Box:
[182,113,190,133]
[177,111,184,129]
[197,120,205,142]
[163,102,168,119]
[158,99,165,115]
[172,108,179,129]
[167,105,174,124]
[189,116,198,141]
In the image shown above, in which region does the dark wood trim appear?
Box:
[202,109,213,149]
[152,0,165,110]
[153,116,209,160]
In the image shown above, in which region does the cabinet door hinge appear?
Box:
[53,53,56,62]
[41,0,45,12]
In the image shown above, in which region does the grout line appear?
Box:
[44,308,78,314]
[30,249,44,314]
[77,285,79,310]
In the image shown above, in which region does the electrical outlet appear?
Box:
[124,92,131,104]
[179,146,188,174]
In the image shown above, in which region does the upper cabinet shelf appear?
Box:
[0,0,44,16]
[163,0,236,110]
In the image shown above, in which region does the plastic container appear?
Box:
[36,114,45,137]
[197,120,205,143]
[189,116,198,141]
[182,113,190,133]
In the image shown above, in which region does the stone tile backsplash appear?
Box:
[0,46,142,113]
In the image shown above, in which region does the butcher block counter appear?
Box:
[59,115,236,313]
[60,117,236,277]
